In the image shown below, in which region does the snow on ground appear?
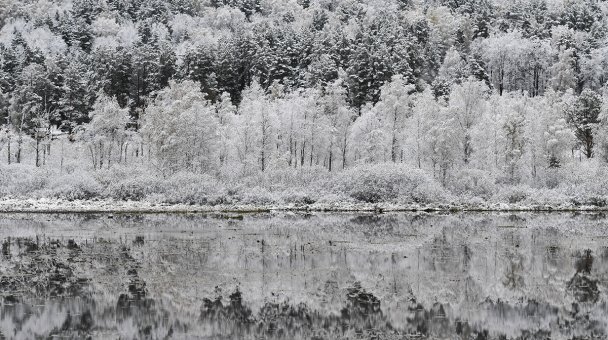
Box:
[0,197,606,213]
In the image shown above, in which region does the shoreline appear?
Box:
[1,198,608,214]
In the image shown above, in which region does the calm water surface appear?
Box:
[0,212,606,339]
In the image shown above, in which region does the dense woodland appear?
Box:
[2,0,608,205]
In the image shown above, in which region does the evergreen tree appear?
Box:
[564,88,602,158]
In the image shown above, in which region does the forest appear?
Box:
[1,0,608,208]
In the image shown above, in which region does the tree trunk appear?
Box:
[580,129,594,159]
[35,135,40,167]
[99,142,104,169]
[293,140,297,168]
[391,113,398,162]
[108,136,114,169]
[416,120,421,168]
[341,144,347,170]
[16,133,22,164]
[60,139,64,174]
[288,136,293,167]
[300,141,305,167]
[463,133,471,164]
[310,144,314,167]
[89,145,96,170]
[6,135,10,165]
[43,141,46,166]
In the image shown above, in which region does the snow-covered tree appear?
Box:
[320,78,354,170]
[545,118,574,168]
[374,75,414,163]
[237,79,278,172]
[426,107,459,185]
[501,94,528,183]
[564,88,602,158]
[215,91,236,167]
[142,80,219,174]
[550,48,578,92]
[81,93,130,170]
[9,63,56,166]
[351,105,386,164]
[448,77,488,164]
[409,89,441,169]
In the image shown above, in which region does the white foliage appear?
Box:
[142,80,219,174]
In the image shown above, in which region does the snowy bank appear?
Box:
[1,197,607,213]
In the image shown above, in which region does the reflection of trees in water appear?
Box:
[4,286,604,339]
[567,249,600,304]
[0,213,606,338]
[502,249,525,290]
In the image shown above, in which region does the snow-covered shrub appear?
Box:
[523,188,570,207]
[447,169,496,200]
[460,195,487,208]
[232,166,329,192]
[0,164,50,197]
[280,188,320,205]
[570,195,608,207]
[330,163,446,203]
[547,161,608,206]
[544,168,562,189]
[266,166,329,187]
[313,192,354,205]
[46,170,101,201]
[161,172,228,205]
[494,185,534,204]
[102,172,163,201]
[104,177,157,201]
[94,165,144,187]
[409,180,449,204]
[557,160,608,196]
[235,186,275,205]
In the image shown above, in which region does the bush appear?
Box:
[280,188,319,205]
[235,186,276,205]
[558,160,608,196]
[544,168,561,189]
[409,180,449,204]
[104,174,163,201]
[0,164,50,197]
[525,188,570,207]
[161,172,228,205]
[570,195,608,207]
[330,163,446,204]
[313,192,354,205]
[586,196,607,207]
[447,169,495,200]
[46,171,101,201]
[227,166,329,192]
[494,185,533,204]
[264,166,329,188]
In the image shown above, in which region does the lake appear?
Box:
[0,212,606,339]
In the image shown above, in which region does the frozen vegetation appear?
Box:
[2,0,608,209]
[5,160,608,211]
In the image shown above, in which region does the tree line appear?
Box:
[1,0,608,186]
